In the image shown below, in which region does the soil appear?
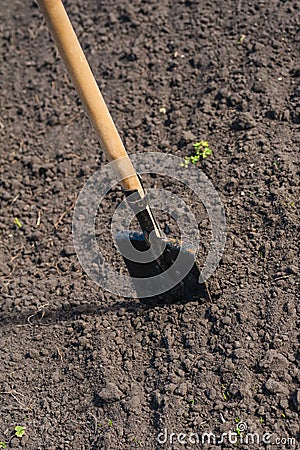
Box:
[0,0,299,449]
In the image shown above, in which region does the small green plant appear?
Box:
[237,34,246,45]
[0,442,7,449]
[14,217,22,228]
[14,426,25,438]
[108,419,113,427]
[182,140,212,167]
[221,384,230,401]
[259,417,264,424]
[189,399,195,405]
[235,426,241,436]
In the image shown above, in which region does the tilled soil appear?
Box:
[0,0,299,449]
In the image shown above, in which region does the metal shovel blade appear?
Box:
[115,230,207,304]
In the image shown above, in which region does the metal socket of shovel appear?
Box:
[37,0,206,304]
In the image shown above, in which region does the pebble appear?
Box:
[265,378,289,395]
[98,382,123,402]
[26,348,39,359]
[232,112,256,130]
[260,350,289,371]
[10,437,20,447]
[174,383,188,397]
[182,130,196,141]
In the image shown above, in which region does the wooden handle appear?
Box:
[37,0,143,193]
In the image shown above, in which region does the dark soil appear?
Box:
[0,0,299,449]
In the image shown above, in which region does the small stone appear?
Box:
[232,112,256,131]
[182,130,196,141]
[234,348,247,359]
[265,378,289,395]
[98,382,123,402]
[221,316,231,325]
[108,13,118,24]
[206,387,217,400]
[73,370,84,381]
[174,383,188,397]
[260,350,289,372]
[10,437,20,447]
[26,348,39,359]
[127,395,142,412]
[0,262,9,275]
[52,370,60,382]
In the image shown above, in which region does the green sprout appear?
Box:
[190,399,195,405]
[14,217,22,228]
[221,384,230,401]
[281,413,286,419]
[237,34,246,45]
[182,140,213,167]
[14,426,25,438]
[259,417,265,424]
[108,419,113,427]
[235,426,242,437]
[0,442,7,449]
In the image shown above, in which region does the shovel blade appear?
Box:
[115,230,207,304]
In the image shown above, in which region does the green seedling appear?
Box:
[189,399,195,405]
[237,34,246,45]
[234,418,243,438]
[0,442,7,449]
[132,437,143,446]
[14,217,22,228]
[182,140,212,167]
[281,413,286,419]
[14,426,25,438]
[235,426,242,437]
[221,384,230,401]
[259,417,264,424]
[108,419,113,426]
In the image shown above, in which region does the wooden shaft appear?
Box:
[37,0,143,193]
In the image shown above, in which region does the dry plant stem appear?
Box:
[54,197,77,228]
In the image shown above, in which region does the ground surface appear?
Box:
[0,0,299,449]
